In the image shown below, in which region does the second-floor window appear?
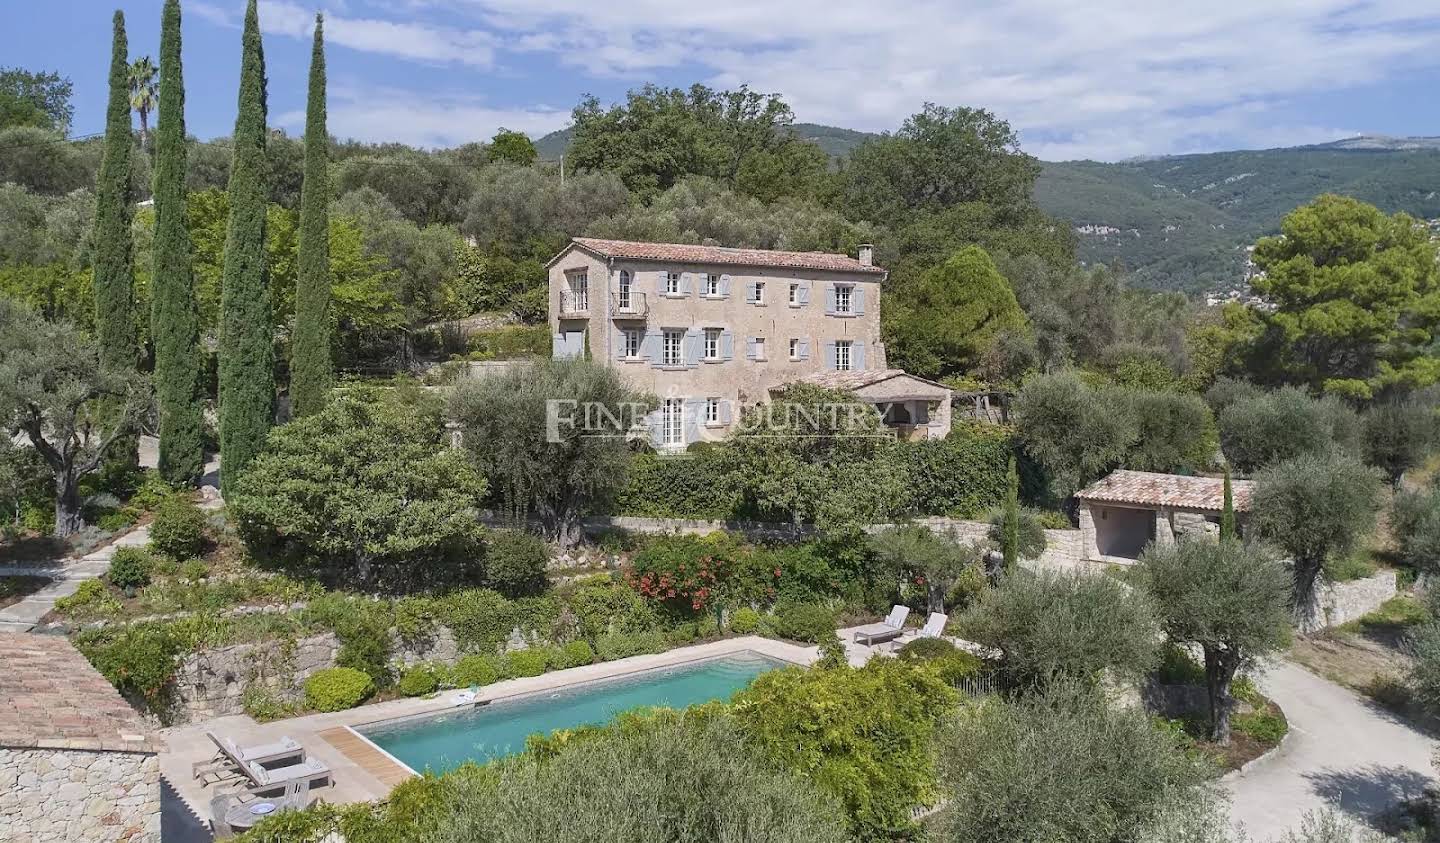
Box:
[623,329,641,360]
[618,271,633,309]
[704,328,722,360]
[706,398,720,425]
[568,272,589,311]
[663,329,683,366]
[834,284,852,314]
[835,340,853,371]
[789,283,799,306]
[665,272,681,296]
[754,281,766,304]
[705,274,721,297]
[789,338,800,359]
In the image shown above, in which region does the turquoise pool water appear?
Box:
[359,653,781,773]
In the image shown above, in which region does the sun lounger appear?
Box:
[242,758,331,794]
[852,605,910,646]
[915,612,948,639]
[194,732,305,782]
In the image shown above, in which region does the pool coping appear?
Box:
[347,649,793,774]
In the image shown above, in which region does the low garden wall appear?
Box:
[1304,569,1398,633]
[0,747,160,842]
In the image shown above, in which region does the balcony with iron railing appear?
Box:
[610,290,649,318]
[559,290,591,316]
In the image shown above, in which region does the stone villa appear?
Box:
[547,237,952,447]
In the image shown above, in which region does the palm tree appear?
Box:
[128,56,157,150]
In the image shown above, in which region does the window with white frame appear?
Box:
[618,270,633,309]
[623,329,641,360]
[789,283,799,306]
[665,272,681,295]
[754,337,767,360]
[704,274,721,297]
[568,271,589,310]
[663,329,683,366]
[754,281,766,304]
[835,339,853,371]
[834,284,853,314]
[704,327,722,360]
[789,338,801,359]
[662,399,683,446]
[706,398,720,425]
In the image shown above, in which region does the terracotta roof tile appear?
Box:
[566,237,885,275]
[0,633,162,754]
[1075,470,1253,512]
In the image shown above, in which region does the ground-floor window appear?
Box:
[706,397,720,424]
[835,340,853,371]
[662,398,684,445]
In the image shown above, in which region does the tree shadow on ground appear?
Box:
[0,535,70,567]
[1304,764,1433,825]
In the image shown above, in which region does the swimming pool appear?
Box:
[357,652,782,774]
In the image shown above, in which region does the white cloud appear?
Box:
[276,84,570,148]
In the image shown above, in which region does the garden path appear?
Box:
[1225,659,1437,840]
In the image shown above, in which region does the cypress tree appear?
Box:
[290,14,331,417]
[93,11,139,472]
[1220,465,1237,541]
[93,11,137,371]
[152,0,205,485]
[218,0,274,496]
[1001,454,1020,571]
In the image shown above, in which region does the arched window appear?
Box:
[618,270,633,309]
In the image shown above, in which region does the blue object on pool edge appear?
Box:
[359,653,781,774]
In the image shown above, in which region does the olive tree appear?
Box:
[449,358,652,548]
[1139,539,1292,744]
[1252,452,1382,624]
[1215,386,1359,474]
[1012,371,1136,500]
[869,524,987,613]
[957,568,1161,689]
[935,680,1207,843]
[0,298,146,536]
[1362,399,1437,487]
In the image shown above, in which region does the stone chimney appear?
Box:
[858,244,874,267]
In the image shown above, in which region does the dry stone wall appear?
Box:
[0,747,159,842]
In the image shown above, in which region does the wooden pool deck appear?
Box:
[157,636,816,828]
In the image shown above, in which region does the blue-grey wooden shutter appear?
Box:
[657,271,668,294]
[641,329,662,367]
[721,330,734,360]
[719,274,732,298]
[745,281,759,304]
[824,285,837,315]
[746,337,759,360]
[797,338,810,360]
[853,288,866,315]
[720,399,733,425]
[823,341,836,370]
[683,329,701,368]
[683,398,705,444]
[854,341,866,370]
[551,333,564,359]
[798,283,811,305]
[613,328,625,360]
[647,410,664,447]
[680,272,693,296]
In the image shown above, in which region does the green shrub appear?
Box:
[1232,708,1288,744]
[483,530,550,598]
[304,667,375,712]
[148,495,208,560]
[80,625,180,701]
[127,472,177,511]
[504,648,551,678]
[465,324,551,360]
[180,559,208,582]
[1155,642,1206,686]
[774,602,836,644]
[1324,552,1378,583]
[595,631,667,662]
[896,637,982,683]
[666,623,697,645]
[241,685,295,721]
[730,606,761,634]
[897,636,957,661]
[438,589,517,654]
[614,449,741,519]
[397,663,446,697]
[451,654,505,687]
[97,507,139,532]
[557,640,595,669]
[1231,675,1263,707]
[54,579,122,619]
[107,546,153,592]
[900,424,1014,517]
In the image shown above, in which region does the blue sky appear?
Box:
[6,0,1440,162]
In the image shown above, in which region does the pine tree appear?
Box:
[1220,466,1237,542]
[218,0,274,497]
[1001,455,1020,571]
[290,14,332,417]
[92,11,140,472]
[151,0,205,485]
[93,11,136,370]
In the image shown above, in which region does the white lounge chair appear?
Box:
[194,732,305,782]
[852,605,910,646]
[915,612,948,639]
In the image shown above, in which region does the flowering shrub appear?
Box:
[626,534,736,614]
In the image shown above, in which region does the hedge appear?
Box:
[305,667,376,712]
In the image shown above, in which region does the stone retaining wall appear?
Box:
[0,747,159,842]
[1304,570,1399,633]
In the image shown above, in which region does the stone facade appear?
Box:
[548,239,887,448]
[0,748,159,842]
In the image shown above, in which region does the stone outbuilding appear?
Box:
[783,368,953,440]
[0,633,163,842]
[1075,470,1253,563]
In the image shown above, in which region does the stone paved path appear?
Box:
[1226,659,1437,840]
[0,526,151,632]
